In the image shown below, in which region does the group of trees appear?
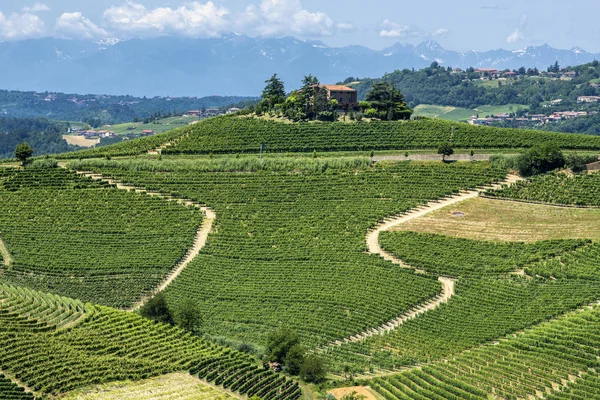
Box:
[255,74,412,122]
[0,117,74,159]
[351,60,600,113]
[139,293,204,336]
[263,328,326,383]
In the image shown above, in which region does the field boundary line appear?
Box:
[480,194,600,209]
[73,171,216,312]
[0,235,12,267]
[318,174,522,351]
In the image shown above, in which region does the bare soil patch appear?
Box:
[63,135,100,148]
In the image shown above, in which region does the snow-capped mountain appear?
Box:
[0,36,597,97]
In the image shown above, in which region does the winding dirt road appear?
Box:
[320,174,523,349]
[75,172,215,312]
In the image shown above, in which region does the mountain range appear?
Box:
[1,35,598,97]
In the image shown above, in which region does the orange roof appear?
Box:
[321,84,356,92]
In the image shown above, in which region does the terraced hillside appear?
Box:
[70,158,508,349]
[370,304,600,399]
[0,283,299,399]
[163,118,600,154]
[56,117,600,159]
[0,168,201,308]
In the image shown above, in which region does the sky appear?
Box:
[1,0,599,52]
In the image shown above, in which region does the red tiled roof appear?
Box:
[320,84,356,92]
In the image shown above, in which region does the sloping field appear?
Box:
[69,159,506,349]
[392,196,600,242]
[371,304,600,399]
[61,373,238,400]
[162,118,600,154]
[0,168,201,308]
[0,284,299,399]
[56,117,600,159]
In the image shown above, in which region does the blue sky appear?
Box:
[1,0,599,52]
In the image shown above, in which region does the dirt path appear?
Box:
[0,236,12,266]
[74,172,216,312]
[320,175,523,350]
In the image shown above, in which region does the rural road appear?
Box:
[373,154,502,162]
[74,171,216,312]
[320,174,523,350]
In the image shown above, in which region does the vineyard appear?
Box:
[54,117,600,160]
[2,145,600,399]
[487,171,600,206]
[321,229,600,374]
[0,283,299,399]
[0,168,201,308]
[370,303,600,399]
[162,117,600,154]
[72,159,507,349]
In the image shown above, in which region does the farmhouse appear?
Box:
[316,84,358,106]
[186,110,202,117]
[142,130,154,135]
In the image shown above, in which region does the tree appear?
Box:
[265,328,300,363]
[341,391,366,400]
[299,75,320,119]
[299,355,326,383]
[284,344,306,375]
[262,74,286,111]
[173,299,203,335]
[139,293,174,325]
[516,143,565,176]
[365,82,412,120]
[15,142,34,165]
[437,142,454,161]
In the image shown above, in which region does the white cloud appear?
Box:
[22,3,50,13]
[433,28,450,37]
[0,11,46,40]
[336,22,356,32]
[506,14,528,43]
[55,12,108,39]
[379,20,441,39]
[104,1,230,38]
[243,0,334,37]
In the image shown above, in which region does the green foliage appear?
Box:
[14,142,34,165]
[0,168,201,308]
[265,328,301,364]
[364,82,412,120]
[565,153,598,172]
[139,293,174,325]
[0,117,73,159]
[437,142,454,159]
[173,298,204,335]
[0,373,35,399]
[516,143,565,176]
[261,74,286,111]
[299,355,326,383]
[284,345,306,375]
[340,391,366,400]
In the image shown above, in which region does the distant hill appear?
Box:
[1,36,599,97]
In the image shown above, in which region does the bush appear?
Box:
[565,153,598,172]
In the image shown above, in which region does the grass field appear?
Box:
[413,104,529,122]
[103,115,199,135]
[60,373,238,400]
[392,197,600,242]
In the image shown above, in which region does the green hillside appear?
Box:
[55,117,600,160]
